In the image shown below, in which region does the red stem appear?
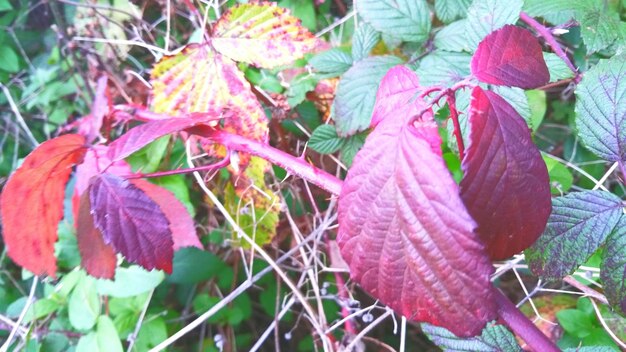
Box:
[202,129,344,196]
[494,289,559,352]
[447,93,465,160]
[124,156,230,180]
[519,12,580,81]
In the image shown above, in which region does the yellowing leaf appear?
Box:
[150,44,268,144]
[211,3,320,69]
[224,157,280,247]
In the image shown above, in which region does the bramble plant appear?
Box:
[2,0,626,351]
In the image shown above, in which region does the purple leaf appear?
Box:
[471,25,549,89]
[337,94,496,336]
[460,87,551,260]
[371,65,421,127]
[89,173,174,273]
[107,113,221,162]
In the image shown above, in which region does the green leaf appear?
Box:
[526,191,624,280]
[168,247,226,284]
[76,333,98,352]
[575,55,626,162]
[526,89,547,131]
[522,0,581,24]
[23,299,61,324]
[352,23,379,61]
[96,266,164,298]
[434,20,471,52]
[134,316,168,351]
[579,4,623,54]
[69,273,100,330]
[415,51,471,87]
[0,46,20,73]
[542,157,573,195]
[96,316,123,352]
[556,309,595,338]
[340,133,366,167]
[491,86,531,125]
[357,0,431,43]
[422,321,522,351]
[465,0,523,49]
[153,175,195,217]
[543,53,574,82]
[308,124,345,154]
[601,217,626,315]
[333,55,402,136]
[309,49,353,76]
[0,0,13,11]
[434,0,472,23]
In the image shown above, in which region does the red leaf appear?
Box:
[0,134,87,277]
[76,191,117,279]
[471,25,549,89]
[371,65,421,127]
[131,179,201,251]
[107,113,221,162]
[73,145,132,221]
[337,99,496,336]
[89,173,174,273]
[460,87,551,260]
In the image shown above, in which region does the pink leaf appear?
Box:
[131,179,202,251]
[76,191,117,279]
[471,25,549,89]
[337,97,496,336]
[371,65,422,127]
[89,173,174,273]
[460,87,551,260]
[107,113,221,162]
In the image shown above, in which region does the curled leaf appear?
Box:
[460,87,551,259]
[0,134,87,277]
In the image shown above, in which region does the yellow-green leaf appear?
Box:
[211,3,320,69]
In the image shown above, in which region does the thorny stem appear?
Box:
[519,12,581,83]
[494,289,560,352]
[201,129,343,195]
[124,155,230,179]
[446,92,465,160]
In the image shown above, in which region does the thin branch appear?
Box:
[127,289,155,352]
[563,276,609,305]
[0,277,38,352]
[343,309,393,351]
[519,12,579,81]
[0,84,39,147]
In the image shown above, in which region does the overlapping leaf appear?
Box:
[422,321,522,351]
[76,191,117,279]
[89,173,174,273]
[337,69,496,336]
[211,2,319,69]
[575,55,626,163]
[471,25,549,89]
[465,0,523,49]
[108,113,221,162]
[351,23,379,62]
[460,87,551,260]
[357,0,431,43]
[526,191,623,280]
[371,65,421,127]
[0,134,87,276]
[333,55,403,136]
[600,216,626,314]
[434,0,472,24]
[132,179,202,251]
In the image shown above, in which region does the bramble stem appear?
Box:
[202,129,344,195]
[519,12,580,82]
[447,93,465,160]
[494,289,559,351]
